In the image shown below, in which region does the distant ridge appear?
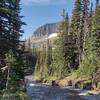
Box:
[25,22,59,51]
[32,22,59,37]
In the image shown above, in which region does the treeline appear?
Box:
[34,0,100,84]
[0,0,28,96]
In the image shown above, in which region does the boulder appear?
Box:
[36,80,42,83]
[74,80,86,89]
[52,80,59,86]
[75,81,82,88]
[97,82,100,89]
[67,80,72,86]
[83,82,92,90]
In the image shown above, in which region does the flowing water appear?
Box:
[25,76,86,100]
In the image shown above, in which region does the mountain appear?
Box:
[32,22,59,37]
[25,22,59,51]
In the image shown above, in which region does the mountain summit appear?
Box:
[32,22,59,37]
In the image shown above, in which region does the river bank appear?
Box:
[25,76,100,100]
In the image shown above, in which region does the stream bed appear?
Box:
[26,78,86,100]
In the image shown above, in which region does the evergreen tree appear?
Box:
[46,39,52,76]
[40,44,47,77]
[62,13,70,75]
[0,0,25,56]
[70,0,81,66]
[77,0,100,83]
[85,2,93,55]
[34,44,47,80]
[81,0,90,60]
[0,0,10,57]
[89,2,93,37]
[91,0,100,82]
[0,0,25,91]
[53,10,71,77]
[92,0,100,48]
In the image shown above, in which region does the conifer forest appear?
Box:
[0,0,100,100]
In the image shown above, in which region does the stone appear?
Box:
[83,82,92,90]
[67,80,72,86]
[52,80,59,86]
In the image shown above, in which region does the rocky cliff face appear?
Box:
[25,22,59,51]
[32,22,59,37]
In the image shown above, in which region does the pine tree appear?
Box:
[85,2,93,55]
[34,43,47,80]
[54,10,71,77]
[46,39,52,76]
[91,0,100,82]
[40,44,47,77]
[70,0,81,66]
[77,0,100,82]
[89,2,93,37]
[81,0,90,60]
[0,0,14,89]
[0,0,10,57]
[0,0,25,56]
[87,0,100,64]
[62,13,70,75]
[0,0,25,91]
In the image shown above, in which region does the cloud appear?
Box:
[28,0,50,3]
[50,0,66,5]
[21,0,50,5]
[21,0,66,5]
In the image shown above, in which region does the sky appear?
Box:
[20,0,95,39]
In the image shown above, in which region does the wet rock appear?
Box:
[75,80,86,89]
[92,82,99,90]
[36,80,42,83]
[83,82,92,90]
[75,81,82,89]
[52,80,59,86]
[67,80,72,86]
[74,80,93,90]
[97,82,100,89]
